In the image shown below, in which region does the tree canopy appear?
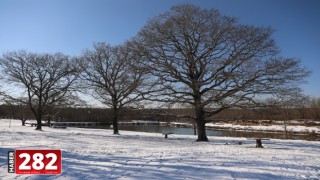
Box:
[0,50,81,130]
[132,4,311,141]
[80,43,150,134]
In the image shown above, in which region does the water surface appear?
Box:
[83,124,319,141]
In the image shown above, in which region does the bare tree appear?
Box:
[287,92,311,119]
[3,100,29,126]
[310,97,320,119]
[80,42,150,134]
[0,50,81,130]
[133,4,311,141]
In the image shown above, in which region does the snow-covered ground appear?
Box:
[1,119,320,180]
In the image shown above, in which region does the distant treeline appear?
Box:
[1,104,319,122]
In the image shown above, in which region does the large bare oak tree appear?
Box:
[0,50,81,130]
[133,4,311,141]
[81,43,149,134]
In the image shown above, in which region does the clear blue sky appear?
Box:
[0,0,319,97]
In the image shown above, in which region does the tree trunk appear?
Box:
[194,105,208,141]
[193,123,197,135]
[21,118,27,126]
[256,139,263,148]
[47,116,52,127]
[196,119,208,141]
[112,109,119,134]
[35,116,42,130]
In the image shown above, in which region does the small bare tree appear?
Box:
[3,100,29,126]
[0,50,81,130]
[133,4,311,141]
[80,42,150,134]
[310,97,320,119]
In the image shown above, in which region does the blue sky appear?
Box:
[0,0,319,97]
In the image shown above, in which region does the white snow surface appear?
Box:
[206,123,320,134]
[1,119,320,180]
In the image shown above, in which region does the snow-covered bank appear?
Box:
[1,119,320,180]
[206,122,320,134]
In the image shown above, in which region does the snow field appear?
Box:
[1,119,320,180]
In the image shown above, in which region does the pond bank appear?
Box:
[84,122,320,141]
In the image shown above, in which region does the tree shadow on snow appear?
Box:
[41,150,294,180]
